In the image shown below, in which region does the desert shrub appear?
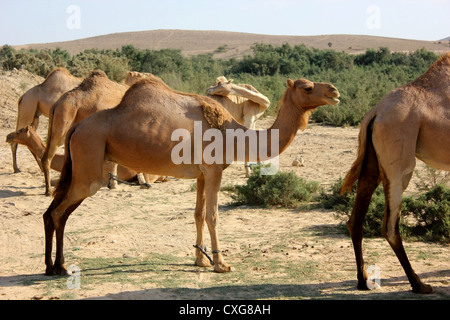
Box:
[414,165,450,192]
[68,49,129,81]
[230,165,320,208]
[402,185,450,243]
[318,179,450,242]
[317,178,387,237]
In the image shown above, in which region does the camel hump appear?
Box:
[45,67,71,79]
[89,69,108,78]
[75,70,109,91]
[41,68,73,85]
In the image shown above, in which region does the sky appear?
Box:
[0,0,449,46]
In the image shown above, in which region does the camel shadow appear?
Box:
[0,189,26,198]
[79,263,448,300]
[1,265,448,300]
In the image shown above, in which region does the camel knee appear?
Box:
[205,212,218,229]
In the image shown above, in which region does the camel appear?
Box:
[6,126,166,186]
[206,76,271,176]
[340,52,450,294]
[41,70,156,196]
[42,76,339,276]
[11,68,81,173]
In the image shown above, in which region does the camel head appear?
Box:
[286,79,340,110]
[6,126,33,144]
[206,77,235,96]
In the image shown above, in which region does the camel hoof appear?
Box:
[357,281,370,291]
[45,264,68,276]
[412,283,433,294]
[108,182,117,189]
[14,168,21,173]
[214,263,233,273]
[140,183,151,189]
[195,257,212,268]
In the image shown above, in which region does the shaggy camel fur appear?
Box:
[341,52,450,294]
[11,68,81,172]
[6,126,162,186]
[42,77,339,275]
[206,76,271,176]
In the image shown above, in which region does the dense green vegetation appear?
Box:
[228,165,321,208]
[318,179,449,243]
[0,43,439,126]
[228,166,449,243]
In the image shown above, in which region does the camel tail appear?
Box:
[340,112,377,195]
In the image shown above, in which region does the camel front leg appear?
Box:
[108,163,119,189]
[194,175,212,267]
[11,142,20,173]
[42,142,60,196]
[202,166,232,273]
[137,173,151,189]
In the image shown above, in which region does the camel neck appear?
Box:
[227,91,308,164]
[267,91,306,154]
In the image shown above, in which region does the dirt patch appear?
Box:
[0,70,448,300]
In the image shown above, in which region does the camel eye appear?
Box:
[304,87,313,93]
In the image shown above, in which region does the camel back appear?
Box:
[408,52,450,89]
[41,68,73,85]
[122,78,232,131]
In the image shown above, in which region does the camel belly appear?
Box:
[416,127,450,171]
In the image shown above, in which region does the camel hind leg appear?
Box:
[347,127,380,290]
[373,123,432,294]
[44,126,105,275]
[44,197,83,275]
[381,177,432,293]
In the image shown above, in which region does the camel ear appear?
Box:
[287,79,295,88]
[227,79,234,84]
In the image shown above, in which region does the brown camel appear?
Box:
[6,126,166,186]
[341,52,450,294]
[42,77,339,276]
[41,70,141,196]
[11,68,81,172]
[206,76,271,176]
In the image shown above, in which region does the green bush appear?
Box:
[0,43,439,127]
[318,179,450,242]
[230,165,320,208]
[402,185,450,243]
[317,178,386,237]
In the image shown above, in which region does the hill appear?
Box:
[14,29,450,58]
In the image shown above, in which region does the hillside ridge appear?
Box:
[14,29,449,58]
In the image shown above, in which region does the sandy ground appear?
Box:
[0,69,448,300]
